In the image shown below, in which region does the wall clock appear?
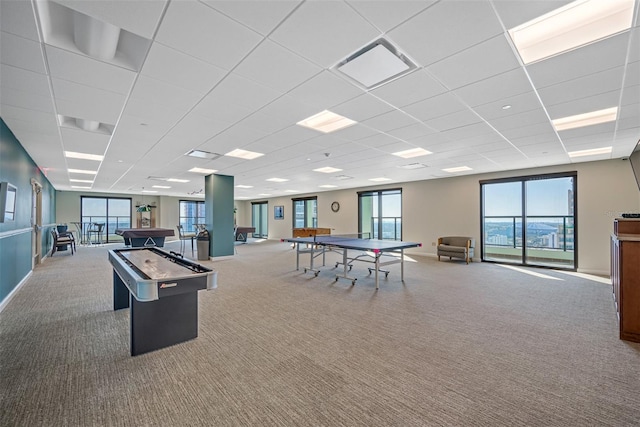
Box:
[331,201,340,212]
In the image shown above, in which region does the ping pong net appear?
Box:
[310,232,371,244]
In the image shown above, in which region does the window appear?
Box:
[179,200,205,233]
[81,197,131,243]
[292,197,317,228]
[481,172,576,269]
[358,189,402,240]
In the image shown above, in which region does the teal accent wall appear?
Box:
[205,174,235,257]
[0,118,56,303]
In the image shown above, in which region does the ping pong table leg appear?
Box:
[375,253,380,290]
[295,242,300,270]
[401,249,404,282]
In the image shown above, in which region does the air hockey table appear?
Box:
[108,247,217,356]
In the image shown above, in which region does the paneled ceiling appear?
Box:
[1,0,639,200]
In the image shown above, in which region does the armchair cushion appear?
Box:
[437,236,475,264]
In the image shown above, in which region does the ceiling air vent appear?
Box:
[333,38,417,90]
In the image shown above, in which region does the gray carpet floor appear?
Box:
[1,240,639,426]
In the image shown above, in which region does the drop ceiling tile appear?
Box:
[46,46,136,95]
[488,108,550,132]
[166,113,232,146]
[362,109,419,133]
[472,91,543,121]
[250,126,317,151]
[2,116,59,136]
[0,105,57,126]
[403,92,466,122]
[287,71,362,110]
[546,90,621,120]
[121,99,184,132]
[371,69,447,108]
[236,111,292,135]
[346,0,436,33]
[202,0,301,36]
[556,122,616,141]
[1,87,55,113]
[130,75,203,112]
[141,42,227,94]
[0,64,51,97]
[206,74,282,111]
[526,33,630,89]
[51,78,126,123]
[60,127,110,153]
[333,93,395,122]
[424,108,482,132]
[233,40,321,93]
[537,67,625,107]
[500,122,558,141]
[255,94,319,124]
[624,61,640,88]
[155,1,262,70]
[0,31,46,74]
[191,97,252,126]
[453,67,532,107]
[492,0,573,29]
[357,133,398,149]
[54,0,167,38]
[0,0,39,41]
[270,1,380,67]
[427,35,520,90]
[386,123,436,140]
[387,0,503,66]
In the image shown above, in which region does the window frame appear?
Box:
[479,171,577,270]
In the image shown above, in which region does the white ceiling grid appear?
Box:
[0,0,639,198]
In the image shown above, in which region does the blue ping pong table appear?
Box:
[282,234,422,289]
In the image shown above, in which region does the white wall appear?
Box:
[248,159,639,276]
[55,159,640,275]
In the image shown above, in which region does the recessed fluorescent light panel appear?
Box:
[399,163,428,170]
[568,146,612,157]
[189,167,217,174]
[297,110,356,133]
[552,107,618,131]
[319,184,338,188]
[335,38,417,89]
[508,0,635,64]
[152,185,171,189]
[167,178,190,183]
[266,178,288,182]
[70,179,94,183]
[313,166,343,173]
[65,151,104,161]
[369,177,391,182]
[259,193,272,196]
[392,147,432,159]
[284,190,299,193]
[443,166,472,173]
[68,168,97,175]
[71,186,91,189]
[236,185,254,189]
[186,149,220,160]
[225,149,264,160]
[141,190,158,193]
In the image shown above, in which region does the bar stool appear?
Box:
[87,223,105,246]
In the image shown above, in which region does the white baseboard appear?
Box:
[0,270,32,313]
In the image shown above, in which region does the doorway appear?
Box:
[31,179,42,267]
[251,202,268,238]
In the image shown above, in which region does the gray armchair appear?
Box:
[437,236,475,264]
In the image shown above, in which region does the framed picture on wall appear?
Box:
[274,205,284,220]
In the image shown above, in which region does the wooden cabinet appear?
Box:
[292,227,331,238]
[611,219,640,343]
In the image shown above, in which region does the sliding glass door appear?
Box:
[251,202,268,238]
[358,189,402,240]
[81,196,131,243]
[481,173,576,269]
